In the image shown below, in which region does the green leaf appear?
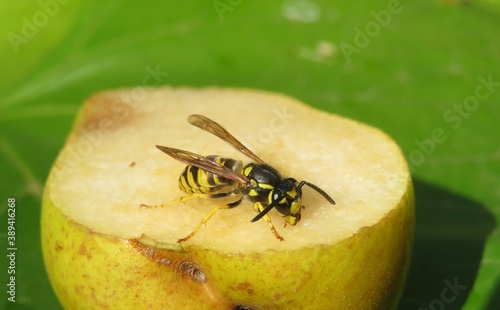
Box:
[1,0,499,309]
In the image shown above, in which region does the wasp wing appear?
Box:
[155,145,250,186]
[188,114,266,164]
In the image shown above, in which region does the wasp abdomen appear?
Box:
[179,155,243,195]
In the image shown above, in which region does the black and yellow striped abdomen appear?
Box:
[179,155,243,195]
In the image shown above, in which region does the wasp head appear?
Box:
[269,178,303,226]
[251,178,335,225]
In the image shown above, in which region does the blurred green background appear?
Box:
[1,0,499,309]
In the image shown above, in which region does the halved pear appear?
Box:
[42,87,414,309]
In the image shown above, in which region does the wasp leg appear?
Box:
[140,191,237,209]
[253,202,285,241]
[177,198,243,243]
[140,195,198,209]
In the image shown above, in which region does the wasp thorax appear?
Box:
[243,163,282,202]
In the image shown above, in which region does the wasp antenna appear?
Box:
[250,197,283,223]
[299,181,336,205]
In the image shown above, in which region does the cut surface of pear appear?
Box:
[42,87,414,309]
[49,87,410,251]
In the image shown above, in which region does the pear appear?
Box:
[42,87,414,309]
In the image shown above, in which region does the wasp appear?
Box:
[141,114,335,243]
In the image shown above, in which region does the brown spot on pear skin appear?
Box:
[78,244,86,255]
[236,282,254,295]
[74,285,84,295]
[130,240,207,283]
[129,240,173,266]
[55,242,63,252]
[78,244,92,259]
[129,240,233,307]
[179,261,206,283]
[125,280,135,288]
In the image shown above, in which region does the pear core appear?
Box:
[48,87,410,253]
